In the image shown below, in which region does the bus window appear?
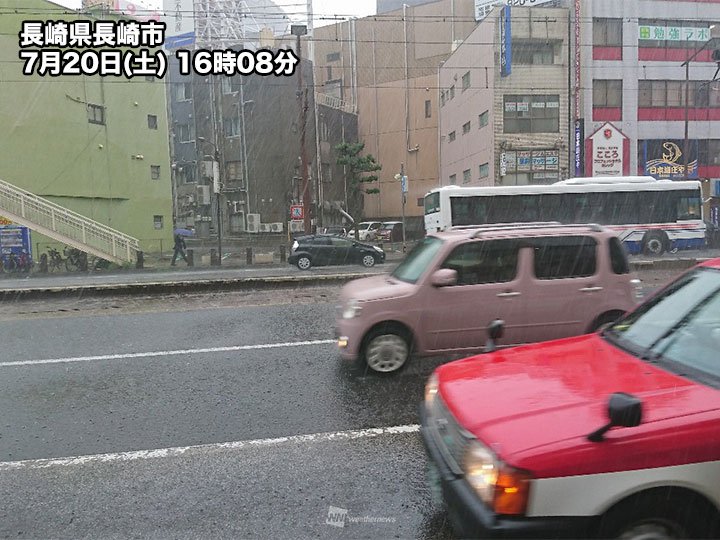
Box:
[677,191,702,221]
[606,192,640,225]
[487,195,515,223]
[538,194,562,221]
[519,195,540,221]
[451,197,488,226]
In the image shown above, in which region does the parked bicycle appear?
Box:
[46,247,64,272]
[63,247,88,272]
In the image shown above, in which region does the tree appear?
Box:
[335,142,382,235]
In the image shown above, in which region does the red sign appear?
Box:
[290,205,304,220]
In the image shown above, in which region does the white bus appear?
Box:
[423,177,705,255]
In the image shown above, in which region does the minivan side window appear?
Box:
[441,240,519,285]
[608,236,630,274]
[532,236,597,279]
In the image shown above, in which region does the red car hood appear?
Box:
[340,274,416,304]
[436,334,720,478]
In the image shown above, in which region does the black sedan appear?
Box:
[288,235,385,270]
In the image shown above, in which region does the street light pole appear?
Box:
[292,24,310,235]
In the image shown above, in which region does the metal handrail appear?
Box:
[315,92,357,114]
[0,178,140,263]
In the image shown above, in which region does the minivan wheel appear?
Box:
[364,332,409,373]
[296,256,312,270]
[361,254,376,268]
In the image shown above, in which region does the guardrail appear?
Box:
[0,178,140,264]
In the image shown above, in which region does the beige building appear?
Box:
[440,6,571,187]
[310,0,479,227]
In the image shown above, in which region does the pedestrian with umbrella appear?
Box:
[171,227,192,266]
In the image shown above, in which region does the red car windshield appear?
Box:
[605,267,720,384]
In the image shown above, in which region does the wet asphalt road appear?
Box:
[0,268,680,538]
[0,287,453,539]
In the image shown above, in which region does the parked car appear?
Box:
[420,257,720,539]
[335,223,641,373]
[377,221,403,242]
[354,221,383,242]
[289,235,385,270]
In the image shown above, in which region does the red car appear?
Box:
[421,258,720,539]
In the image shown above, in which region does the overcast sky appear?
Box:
[53,0,376,27]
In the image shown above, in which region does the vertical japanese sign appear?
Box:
[574,0,581,120]
[500,5,512,77]
[575,118,585,177]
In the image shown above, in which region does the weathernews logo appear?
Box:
[325,506,396,528]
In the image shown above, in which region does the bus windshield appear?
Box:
[424,192,440,214]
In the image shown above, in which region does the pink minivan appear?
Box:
[335,223,641,373]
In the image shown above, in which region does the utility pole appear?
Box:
[292,24,310,234]
[395,164,407,253]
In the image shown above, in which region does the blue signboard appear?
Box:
[165,32,195,50]
[574,118,585,177]
[643,140,698,180]
[500,5,512,77]
[0,225,32,267]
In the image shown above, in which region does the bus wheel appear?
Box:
[642,232,667,257]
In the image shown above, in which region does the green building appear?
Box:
[0,0,174,254]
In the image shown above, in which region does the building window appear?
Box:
[462,71,470,91]
[225,160,244,186]
[153,215,164,229]
[463,169,471,183]
[448,130,456,142]
[441,91,446,107]
[177,123,194,142]
[593,18,623,46]
[449,174,457,184]
[513,41,556,64]
[326,52,340,62]
[593,80,623,108]
[224,115,240,137]
[320,120,329,142]
[324,79,342,99]
[479,163,489,178]
[176,164,196,184]
[87,103,105,125]
[449,85,455,100]
[638,80,720,108]
[175,82,192,101]
[326,66,332,80]
[147,114,158,130]
[417,197,424,207]
[479,110,489,128]
[503,95,560,133]
[151,165,161,180]
[425,99,431,118]
[462,121,471,135]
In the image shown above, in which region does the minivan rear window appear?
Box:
[532,236,597,279]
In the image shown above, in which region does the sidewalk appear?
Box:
[1,245,717,300]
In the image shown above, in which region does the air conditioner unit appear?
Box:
[289,221,304,232]
[196,185,211,205]
[270,222,284,233]
[259,223,271,233]
[247,221,260,233]
[246,213,261,225]
[200,160,214,178]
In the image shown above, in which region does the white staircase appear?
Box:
[0,178,140,264]
[315,92,357,114]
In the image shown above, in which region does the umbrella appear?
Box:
[174,228,195,237]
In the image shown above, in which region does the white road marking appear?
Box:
[0,424,421,471]
[0,339,336,368]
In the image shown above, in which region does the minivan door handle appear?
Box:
[497,291,521,298]
[580,286,604,293]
